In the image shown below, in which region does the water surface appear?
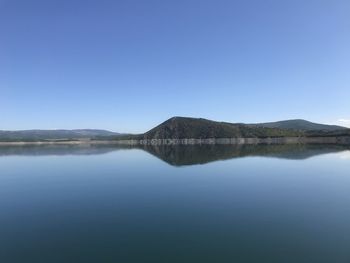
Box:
[1,144,350,263]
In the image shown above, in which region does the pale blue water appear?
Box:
[0,145,350,262]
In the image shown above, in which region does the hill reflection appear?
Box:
[0,144,349,166]
[140,144,350,166]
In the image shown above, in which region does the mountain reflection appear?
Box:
[140,144,350,166]
[0,144,349,166]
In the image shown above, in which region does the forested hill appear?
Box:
[142,117,349,139]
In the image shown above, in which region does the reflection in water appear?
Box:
[141,144,350,166]
[0,144,349,166]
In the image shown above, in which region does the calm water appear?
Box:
[1,144,350,263]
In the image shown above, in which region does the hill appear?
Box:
[0,129,119,142]
[249,119,346,131]
[143,117,304,139]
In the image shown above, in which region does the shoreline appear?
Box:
[0,140,139,146]
[0,136,349,146]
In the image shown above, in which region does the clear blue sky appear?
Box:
[1,0,350,132]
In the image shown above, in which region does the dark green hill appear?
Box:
[250,119,346,131]
[143,117,303,139]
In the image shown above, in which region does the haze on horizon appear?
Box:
[1,0,349,133]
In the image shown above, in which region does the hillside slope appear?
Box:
[250,119,346,131]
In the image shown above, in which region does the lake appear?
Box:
[1,144,350,263]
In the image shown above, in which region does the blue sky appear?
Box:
[1,0,350,132]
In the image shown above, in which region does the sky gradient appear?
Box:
[1,0,350,133]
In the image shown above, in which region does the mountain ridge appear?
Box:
[0,117,348,142]
[142,117,348,140]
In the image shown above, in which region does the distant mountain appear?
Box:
[143,117,303,139]
[249,119,346,131]
[0,129,119,141]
